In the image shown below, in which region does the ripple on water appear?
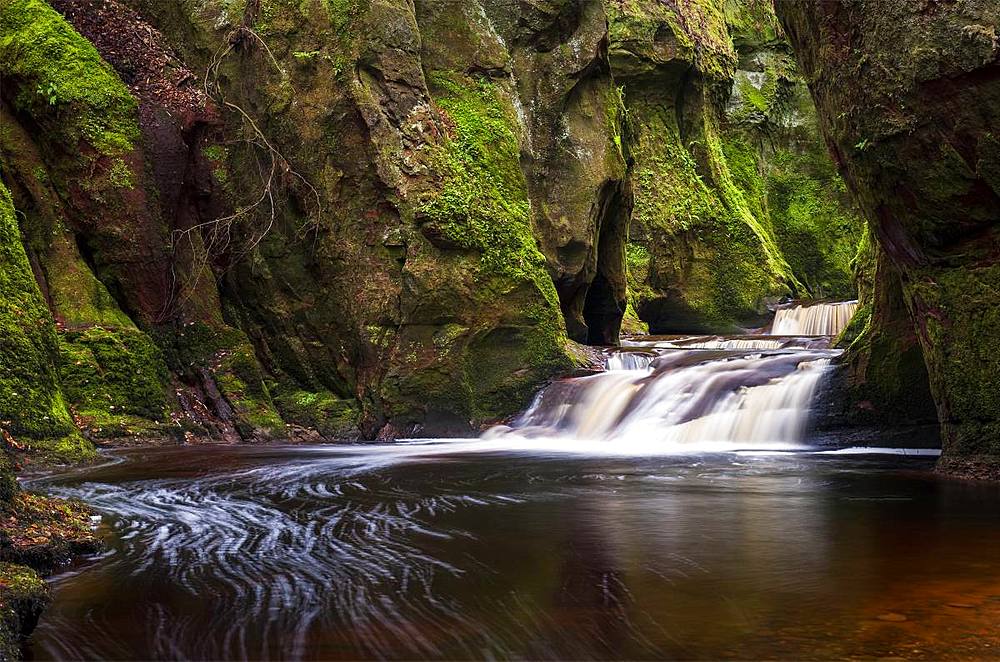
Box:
[24,444,1000,661]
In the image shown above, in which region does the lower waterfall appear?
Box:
[486,302,860,451]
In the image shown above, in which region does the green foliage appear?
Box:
[35,82,58,106]
[0,0,140,156]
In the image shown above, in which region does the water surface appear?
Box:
[25,443,1000,660]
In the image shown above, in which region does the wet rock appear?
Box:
[776,0,1000,474]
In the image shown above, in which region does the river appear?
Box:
[23,302,1000,660]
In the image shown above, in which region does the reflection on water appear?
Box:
[25,444,1000,660]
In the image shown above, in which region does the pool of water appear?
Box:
[24,442,1000,660]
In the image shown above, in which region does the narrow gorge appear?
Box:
[1,0,998,659]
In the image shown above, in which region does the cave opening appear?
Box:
[582,180,631,346]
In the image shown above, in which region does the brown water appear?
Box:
[24,443,1000,660]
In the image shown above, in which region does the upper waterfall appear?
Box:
[771,301,859,337]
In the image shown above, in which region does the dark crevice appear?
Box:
[583,179,631,346]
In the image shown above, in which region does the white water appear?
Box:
[489,343,837,451]
[771,300,859,336]
[486,301,863,452]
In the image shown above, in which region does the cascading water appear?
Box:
[486,301,860,451]
[771,300,859,336]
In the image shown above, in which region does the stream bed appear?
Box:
[24,443,1000,660]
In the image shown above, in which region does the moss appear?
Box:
[0,563,48,661]
[625,97,786,331]
[609,0,738,81]
[325,0,364,34]
[106,158,134,189]
[835,235,936,430]
[765,147,861,297]
[702,112,798,288]
[0,181,89,461]
[419,72,559,307]
[723,133,863,299]
[403,71,575,423]
[270,386,359,438]
[164,322,284,435]
[725,0,784,46]
[59,326,171,437]
[909,263,1000,458]
[0,0,140,156]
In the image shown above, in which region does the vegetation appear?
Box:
[0,0,139,156]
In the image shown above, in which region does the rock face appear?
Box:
[0,0,862,453]
[613,0,863,334]
[776,0,1000,474]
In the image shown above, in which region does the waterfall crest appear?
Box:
[771,301,859,336]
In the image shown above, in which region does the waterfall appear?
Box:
[485,300,860,451]
[771,301,859,336]
[488,338,837,451]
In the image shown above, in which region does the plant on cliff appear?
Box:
[0,0,139,156]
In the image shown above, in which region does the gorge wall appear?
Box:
[775,0,1000,476]
[0,0,862,463]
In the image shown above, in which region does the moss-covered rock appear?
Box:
[0,563,48,661]
[59,326,172,437]
[0,180,93,463]
[609,0,862,334]
[776,0,1000,475]
[0,0,139,155]
[0,0,867,449]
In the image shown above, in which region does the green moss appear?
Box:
[419,72,558,306]
[59,326,170,426]
[725,0,784,46]
[325,0,363,33]
[406,71,574,421]
[165,322,284,435]
[626,97,786,331]
[0,563,48,661]
[609,0,738,81]
[0,0,140,156]
[0,491,100,570]
[721,132,863,299]
[909,263,1000,457]
[765,147,862,297]
[0,182,84,452]
[107,158,134,190]
[702,112,798,289]
[466,305,575,421]
[271,387,359,437]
